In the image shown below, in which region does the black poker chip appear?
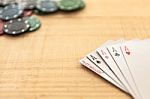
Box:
[3,18,30,35]
[36,0,59,13]
[0,4,23,20]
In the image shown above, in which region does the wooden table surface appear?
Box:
[0,0,150,99]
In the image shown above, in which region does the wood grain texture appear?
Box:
[0,0,150,99]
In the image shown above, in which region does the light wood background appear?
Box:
[0,0,150,99]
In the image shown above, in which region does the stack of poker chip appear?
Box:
[0,0,85,36]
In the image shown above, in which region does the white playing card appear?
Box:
[86,40,130,92]
[80,39,150,99]
[96,43,132,94]
[107,40,141,99]
[81,40,129,92]
[121,40,150,99]
[80,57,127,92]
[86,52,127,92]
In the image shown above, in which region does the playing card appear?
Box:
[80,39,150,99]
[121,40,150,99]
[81,40,128,92]
[107,40,141,99]
[80,57,126,92]
[96,45,131,93]
[86,52,127,92]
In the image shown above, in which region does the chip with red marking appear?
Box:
[0,20,4,35]
[21,10,33,17]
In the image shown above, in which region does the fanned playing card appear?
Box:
[121,40,150,99]
[80,39,150,99]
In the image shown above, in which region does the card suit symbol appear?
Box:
[96,60,101,64]
[105,56,109,59]
[115,53,120,56]
[112,47,117,52]
[125,46,131,55]
[101,50,106,55]
[126,51,130,55]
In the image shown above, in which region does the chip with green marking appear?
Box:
[79,0,85,9]
[26,16,41,32]
[58,0,84,11]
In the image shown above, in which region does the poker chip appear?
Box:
[22,0,37,9]
[21,10,33,17]
[0,3,4,7]
[36,0,59,13]
[0,20,4,35]
[0,0,16,6]
[0,4,23,20]
[58,0,83,11]
[0,7,3,11]
[3,18,30,35]
[26,16,41,32]
[0,0,86,37]
[79,0,85,9]
[34,9,49,15]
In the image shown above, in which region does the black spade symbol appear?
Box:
[96,60,101,64]
[115,53,120,56]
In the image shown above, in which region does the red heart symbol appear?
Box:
[126,52,130,55]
